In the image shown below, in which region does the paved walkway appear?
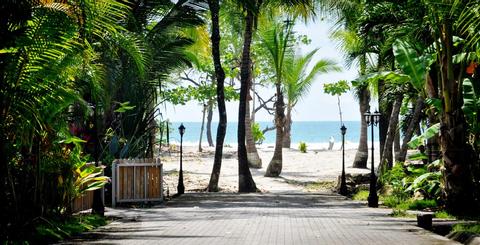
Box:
[66,192,457,245]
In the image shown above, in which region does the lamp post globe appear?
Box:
[177,123,186,195]
[339,125,348,195]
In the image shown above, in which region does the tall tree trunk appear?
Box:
[206,0,227,192]
[394,127,401,161]
[246,89,262,168]
[378,80,391,158]
[206,101,214,147]
[397,97,425,162]
[265,83,285,177]
[380,95,403,174]
[353,86,370,168]
[282,106,292,148]
[198,104,206,152]
[439,22,475,215]
[237,10,257,192]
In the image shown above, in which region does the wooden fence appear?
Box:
[111,158,163,207]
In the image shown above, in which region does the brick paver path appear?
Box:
[67,192,457,244]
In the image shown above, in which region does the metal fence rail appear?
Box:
[112,158,163,207]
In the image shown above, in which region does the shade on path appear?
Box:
[64,192,457,245]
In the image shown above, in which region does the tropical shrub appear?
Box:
[299,142,307,153]
[252,122,266,144]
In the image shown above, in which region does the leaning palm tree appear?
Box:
[282,49,341,148]
[260,18,294,177]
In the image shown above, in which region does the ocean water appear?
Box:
[168,121,380,150]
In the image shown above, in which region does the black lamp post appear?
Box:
[177,123,185,195]
[364,110,381,207]
[339,125,348,195]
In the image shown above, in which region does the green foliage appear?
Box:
[323,80,350,96]
[408,123,440,149]
[380,162,442,209]
[434,211,455,219]
[392,39,430,92]
[164,85,238,105]
[399,199,438,210]
[252,123,265,144]
[284,49,341,108]
[352,190,369,201]
[380,163,409,200]
[382,195,405,208]
[33,214,108,243]
[452,223,480,234]
[299,141,307,153]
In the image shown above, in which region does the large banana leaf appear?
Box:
[393,39,426,92]
[462,78,480,133]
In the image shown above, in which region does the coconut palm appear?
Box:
[260,18,294,177]
[234,0,315,186]
[282,49,341,148]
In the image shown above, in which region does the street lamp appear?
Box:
[364,109,381,207]
[339,125,348,195]
[177,123,186,195]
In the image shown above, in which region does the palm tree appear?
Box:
[235,0,315,187]
[261,19,294,177]
[206,0,228,192]
[282,49,340,148]
[330,26,373,168]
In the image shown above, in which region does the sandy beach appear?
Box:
[160,145,380,194]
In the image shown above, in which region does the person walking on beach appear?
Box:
[328,136,334,150]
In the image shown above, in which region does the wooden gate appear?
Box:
[111,158,163,207]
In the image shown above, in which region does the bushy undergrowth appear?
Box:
[379,162,442,211]
[32,214,108,243]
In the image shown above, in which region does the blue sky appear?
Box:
[166,19,373,122]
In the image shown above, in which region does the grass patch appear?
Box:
[381,195,404,208]
[281,178,334,192]
[434,211,455,219]
[33,214,108,243]
[352,190,369,201]
[304,181,335,191]
[408,199,437,210]
[380,195,438,211]
[389,209,415,218]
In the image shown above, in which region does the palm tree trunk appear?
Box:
[397,97,425,162]
[439,22,475,215]
[353,86,370,168]
[378,80,391,158]
[246,90,262,168]
[206,101,214,147]
[198,104,206,152]
[206,0,227,192]
[282,106,292,148]
[237,10,257,192]
[380,95,403,174]
[394,127,401,160]
[265,82,285,177]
